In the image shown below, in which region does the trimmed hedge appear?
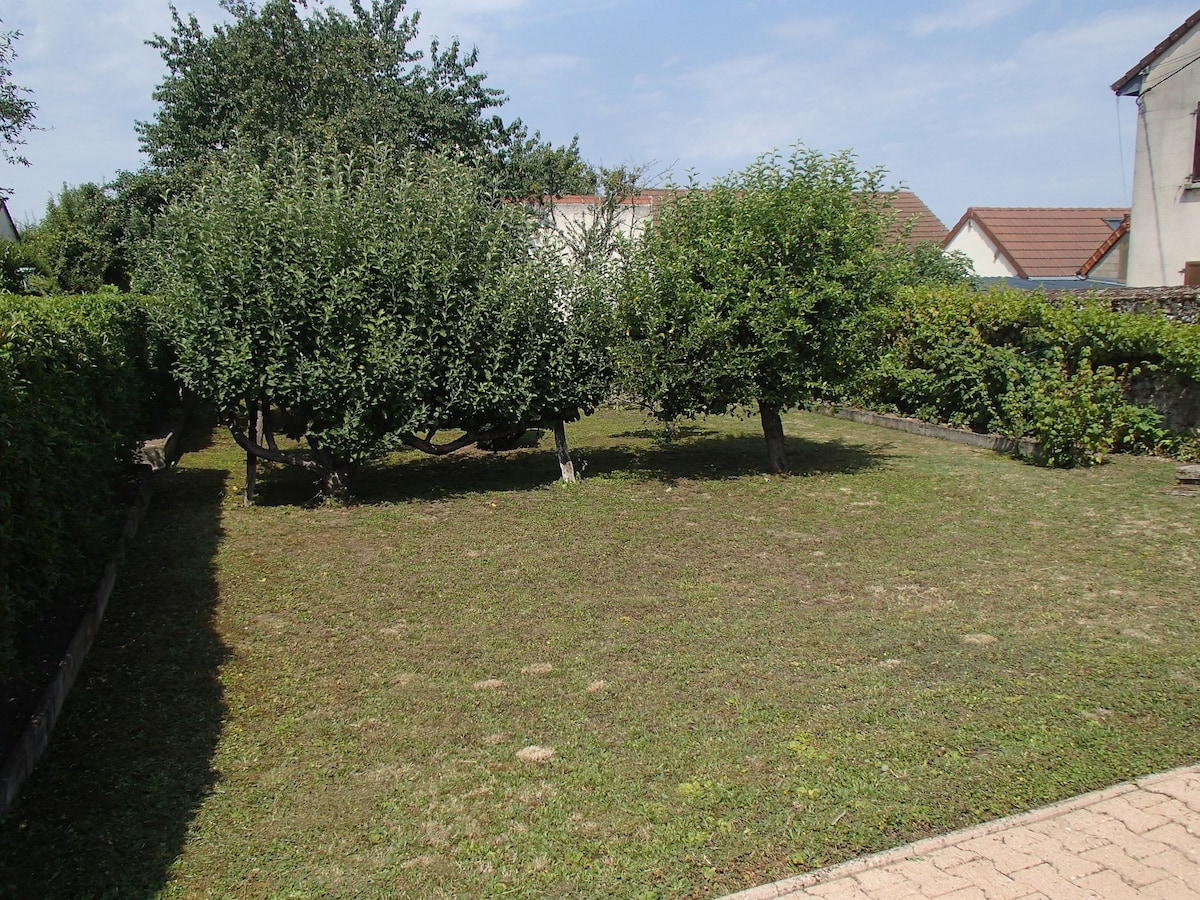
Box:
[0,292,175,674]
[846,285,1200,467]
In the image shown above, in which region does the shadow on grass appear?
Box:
[582,433,891,484]
[0,466,228,900]
[246,428,891,507]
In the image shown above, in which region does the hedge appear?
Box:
[0,292,175,675]
[845,285,1200,467]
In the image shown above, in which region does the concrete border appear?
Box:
[814,406,1043,460]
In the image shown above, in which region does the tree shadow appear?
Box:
[246,428,890,507]
[0,465,229,899]
[612,424,722,442]
[579,433,890,484]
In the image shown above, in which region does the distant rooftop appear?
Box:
[888,191,948,246]
[946,207,1129,279]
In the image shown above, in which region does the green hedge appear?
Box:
[0,293,175,674]
[847,285,1200,467]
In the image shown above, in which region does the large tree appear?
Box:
[617,146,926,474]
[137,0,587,199]
[0,20,37,197]
[143,141,611,497]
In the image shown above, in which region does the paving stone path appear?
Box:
[723,765,1200,899]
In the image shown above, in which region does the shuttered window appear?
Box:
[1193,102,1200,182]
[1185,261,1200,286]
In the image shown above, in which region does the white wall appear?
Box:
[545,197,653,240]
[1126,21,1200,286]
[943,218,1020,278]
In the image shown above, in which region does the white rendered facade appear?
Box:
[1117,14,1200,286]
[942,217,1020,278]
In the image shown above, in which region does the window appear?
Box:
[1185,261,1200,286]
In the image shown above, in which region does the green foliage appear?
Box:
[0,19,37,187]
[1001,348,1122,468]
[137,0,579,199]
[22,183,130,293]
[851,285,1200,466]
[616,145,957,471]
[0,293,174,674]
[144,141,611,487]
[1110,401,1175,456]
[494,132,599,199]
[0,238,47,293]
[620,148,893,420]
[17,169,184,295]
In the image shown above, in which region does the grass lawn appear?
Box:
[1,407,1197,899]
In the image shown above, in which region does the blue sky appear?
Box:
[2,0,1195,227]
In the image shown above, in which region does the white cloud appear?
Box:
[909,0,1037,37]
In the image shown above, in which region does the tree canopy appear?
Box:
[0,20,37,196]
[144,141,612,494]
[137,0,590,199]
[617,146,950,473]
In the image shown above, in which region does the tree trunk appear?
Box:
[307,438,349,497]
[244,401,263,507]
[759,404,789,474]
[552,420,577,483]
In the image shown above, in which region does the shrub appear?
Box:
[0,240,48,294]
[1001,348,1122,468]
[848,285,1200,466]
[0,293,174,674]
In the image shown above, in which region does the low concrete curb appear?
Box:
[814,406,1043,460]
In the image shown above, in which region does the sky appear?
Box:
[1,0,1195,228]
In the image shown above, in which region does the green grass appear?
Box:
[2,408,1197,899]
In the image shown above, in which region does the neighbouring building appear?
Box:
[942,206,1129,287]
[536,188,945,255]
[538,192,662,255]
[0,199,18,242]
[1113,9,1200,286]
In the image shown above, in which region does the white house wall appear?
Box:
[545,200,653,242]
[1126,20,1200,286]
[943,218,1020,277]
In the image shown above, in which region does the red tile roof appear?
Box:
[888,191,948,246]
[1078,214,1129,277]
[944,207,1129,278]
[1112,9,1200,95]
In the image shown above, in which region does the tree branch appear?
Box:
[398,423,532,456]
[228,423,330,473]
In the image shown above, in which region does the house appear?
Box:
[1113,9,1200,286]
[942,207,1129,287]
[0,199,18,242]
[540,192,660,249]
[537,188,944,256]
[1078,214,1130,283]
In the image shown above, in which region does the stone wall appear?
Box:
[1047,285,1200,323]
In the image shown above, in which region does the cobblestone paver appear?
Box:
[722,765,1200,900]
